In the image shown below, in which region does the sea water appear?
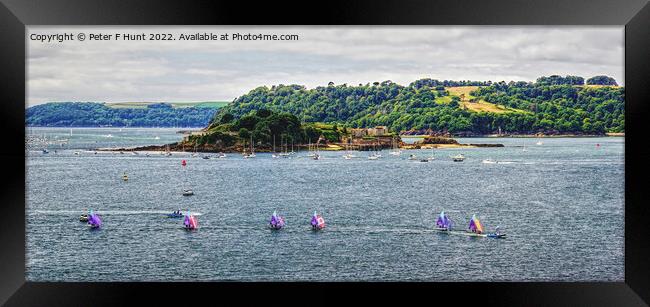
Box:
[25,128,624,281]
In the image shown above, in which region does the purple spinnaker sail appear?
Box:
[88,213,102,227]
[270,211,285,229]
[437,212,452,229]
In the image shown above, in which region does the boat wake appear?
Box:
[32,210,203,216]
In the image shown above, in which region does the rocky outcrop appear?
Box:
[421,137,459,145]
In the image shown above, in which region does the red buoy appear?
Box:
[181,160,187,166]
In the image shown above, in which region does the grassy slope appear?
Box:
[106,101,229,109]
[445,86,528,114]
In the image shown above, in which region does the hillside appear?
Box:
[215,75,624,135]
[26,102,223,127]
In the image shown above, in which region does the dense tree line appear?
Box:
[409,79,492,88]
[196,109,341,147]
[586,75,618,86]
[215,76,623,135]
[26,102,219,127]
[472,82,624,133]
[535,75,585,86]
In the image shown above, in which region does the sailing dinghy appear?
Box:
[434,214,505,238]
[183,211,198,230]
[434,211,454,231]
[310,211,326,231]
[87,210,102,229]
[269,211,286,230]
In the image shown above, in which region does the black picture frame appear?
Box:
[2,0,649,305]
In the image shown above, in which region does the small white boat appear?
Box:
[182,189,194,196]
[482,158,497,164]
[452,154,465,162]
[217,153,227,159]
[122,173,129,181]
[74,151,81,155]
[368,154,379,160]
[343,153,353,160]
[312,153,321,160]
[536,141,543,146]
[408,154,418,160]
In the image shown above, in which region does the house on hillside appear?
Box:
[367,126,388,136]
[350,128,367,138]
[350,126,389,139]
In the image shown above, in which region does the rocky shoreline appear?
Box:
[399,129,623,138]
[101,136,504,153]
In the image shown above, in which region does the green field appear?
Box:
[106,101,229,109]
[445,86,529,114]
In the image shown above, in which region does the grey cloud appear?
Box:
[27,26,623,106]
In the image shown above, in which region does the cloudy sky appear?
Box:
[27,26,623,106]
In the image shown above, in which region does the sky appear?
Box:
[26,26,624,106]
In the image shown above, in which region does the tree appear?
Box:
[220,112,234,124]
[586,75,618,86]
[238,128,251,140]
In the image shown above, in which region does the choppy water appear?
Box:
[26,128,624,281]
